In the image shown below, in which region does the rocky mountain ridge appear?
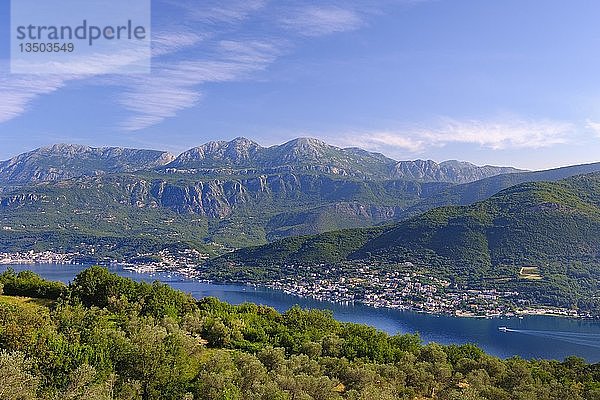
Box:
[0,144,175,187]
[0,138,524,187]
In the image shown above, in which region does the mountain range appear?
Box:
[0,144,174,187]
[1,138,522,186]
[0,138,599,262]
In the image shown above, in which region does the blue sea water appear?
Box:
[3,263,600,363]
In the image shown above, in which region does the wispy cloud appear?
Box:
[0,0,286,129]
[152,31,206,56]
[0,28,195,124]
[165,0,267,24]
[0,74,68,124]
[586,120,600,138]
[335,132,425,153]
[335,117,574,153]
[421,117,573,149]
[0,1,367,129]
[0,26,206,124]
[118,40,281,131]
[281,5,363,36]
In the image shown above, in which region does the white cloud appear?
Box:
[0,74,68,124]
[421,117,573,150]
[334,118,574,154]
[0,26,209,125]
[334,132,425,153]
[166,0,267,23]
[0,0,281,130]
[152,31,206,57]
[281,6,363,36]
[0,2,370,129]
[586,120,600,138]
[15,49,151,76]
[118,40,281,131]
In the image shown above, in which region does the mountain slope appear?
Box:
[0,172,451,255]
[0,138,524,254]
[214,173,600,276]
[0,139,521,188]
[166,137,398,179]
[1,139,595,263]
[402,161,600,218]
[390,159,523,184]
[220,173,600,268]
[358,173,600,269]
[164,137,521,182]
[0,144,175,187]
[209,173,600,311]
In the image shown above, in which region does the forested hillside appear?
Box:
[358,173,600,268]
[403,161,600,218]
[210,173,600,313]
[1,267,599,400]
[214,173,600,268]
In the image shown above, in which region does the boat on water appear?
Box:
[498,326,509,332]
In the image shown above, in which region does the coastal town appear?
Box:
[262,262,583,318]
[0,248,208,269]
[195,258,587,318]
[0,251,585,318]
[0,250,79,265]
[255,262,521,317]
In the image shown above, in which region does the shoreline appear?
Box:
[93,265,600,321]
[1,258,597,321]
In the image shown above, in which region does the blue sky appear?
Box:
[1,0,600,169]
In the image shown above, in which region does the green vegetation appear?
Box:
[1,267,600,399]
[403,161,600,218]
[0,268,66,299]
[0,294,54,309]
[1,141,599,259]
[210,173,600,314]
[0,172,445,255]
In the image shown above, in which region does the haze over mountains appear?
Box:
[0,137,599,262]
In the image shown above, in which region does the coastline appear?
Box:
[117,264,597,320]
[0,254,595,321]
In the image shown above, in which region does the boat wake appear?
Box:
[505,329,600,348]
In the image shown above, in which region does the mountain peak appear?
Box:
[274,138,331,161]
[0,144,175,185]
[230,136,259,146]
[281,137,328,148]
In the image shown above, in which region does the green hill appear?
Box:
[215,173,600,268]
[209,173,600,312]
[402,161,600,218]
[358,173,600,270]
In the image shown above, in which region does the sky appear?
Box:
[1,0,600,170]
